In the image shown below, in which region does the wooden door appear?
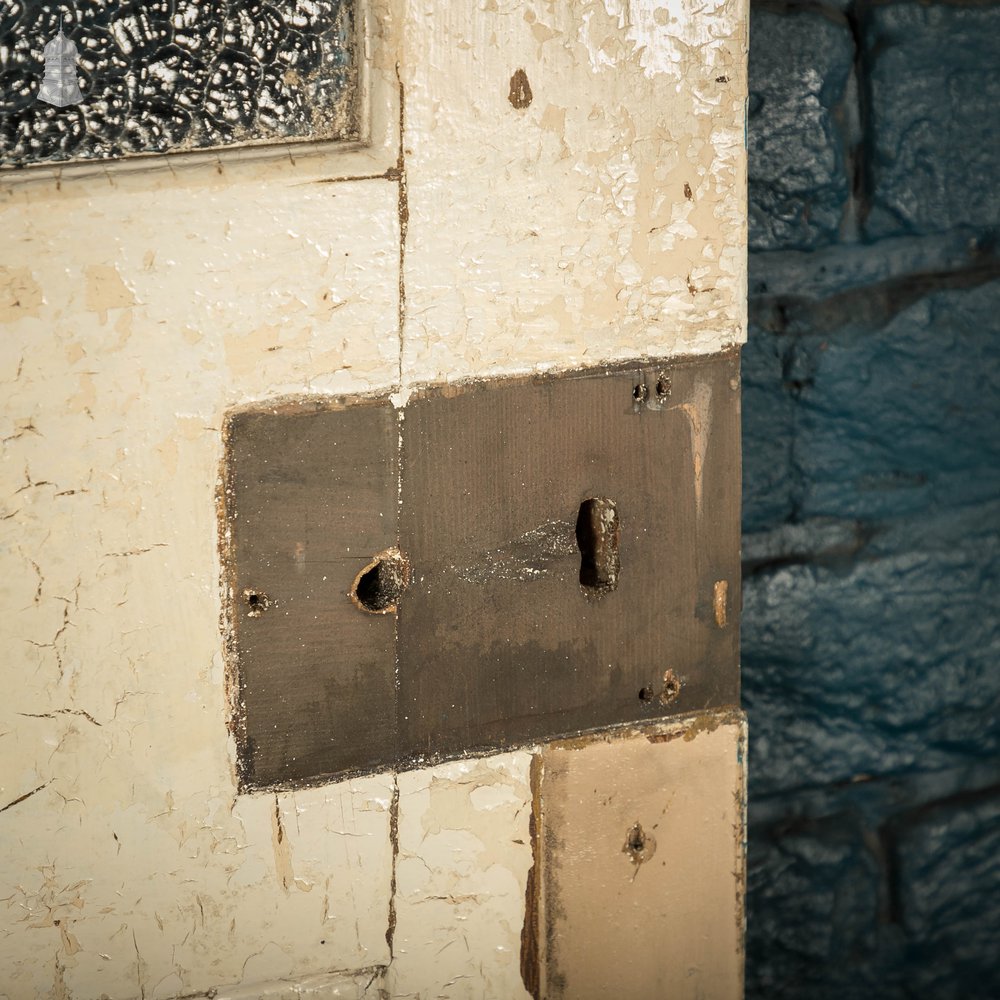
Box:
[0,2,748,996]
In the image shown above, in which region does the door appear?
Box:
[0,1,748,996]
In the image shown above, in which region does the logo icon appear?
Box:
[37,16,83,107]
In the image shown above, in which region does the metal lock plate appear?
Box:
[224,400,398,788]
[222,352,741,789]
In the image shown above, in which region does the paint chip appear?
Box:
[508,68,533,109]
[713,580,728,627]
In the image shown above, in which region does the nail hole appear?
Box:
[350,547,410,614]
[243,589,269,617]
[633,382,647,402]
[660,669,682,705]
[655,373,671,397]
[639,671,682,706]
[622,821,656,869]
[576,497,620,595]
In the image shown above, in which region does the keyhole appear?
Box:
[576,498,620,594]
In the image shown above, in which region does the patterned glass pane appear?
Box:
[0,1,359,166]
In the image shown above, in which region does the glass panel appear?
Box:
[0,0,358,166]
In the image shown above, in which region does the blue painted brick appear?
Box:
[749,9,854,251]
[895,794,1000,999]
[742,281,1000,796]
[864,4,1000,240]
[742,500,1000,795]
[794,280,1000,521]
[741,323,796,531]
[745,816,888,999]
[748,230,989,304]
[745,4,1000,994]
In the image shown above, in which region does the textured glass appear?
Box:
[0,1,358,166]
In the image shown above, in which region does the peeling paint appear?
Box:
[587,0,738,80]
[83,264,136,323]
[0,266,44,322]
[399,0,747,385]
[676,380,714,514]
[387,755,534,999]
[0,0,746,994]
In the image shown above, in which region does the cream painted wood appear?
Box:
[0,1,747,996]
[538,715,747,999]
[400,0,748,386]
[0,175,400,997]
[387,755,534,999]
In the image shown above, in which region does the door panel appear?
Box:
[0,0,747,995]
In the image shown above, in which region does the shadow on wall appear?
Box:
[743,0,1000,997]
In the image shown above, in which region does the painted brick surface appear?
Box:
[896,794,1000,999]
[760,280,1000,523]
[743,503,1000,795]
[748,9,853,252]
[864,4,1000,240]
[745,0,1000,993]
[745,813,886,1000]
[740,318,795,531]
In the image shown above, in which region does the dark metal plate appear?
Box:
[397,354,741,760]
[222,352,741,789]
[223,398,398,789]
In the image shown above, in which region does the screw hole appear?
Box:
[242,589,269,617]
[655,374,671,397]
[639,670,682,706]
[660,669,682,705]
[351,548,410,614]
[622,821,656,868]
[633,382,648,402]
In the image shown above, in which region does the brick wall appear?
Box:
[744,1,1000,995]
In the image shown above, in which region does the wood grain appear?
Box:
[398,353,741,762]
[224,351,741,787]
[225,397,399,788]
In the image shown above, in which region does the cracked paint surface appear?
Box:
[0,171,399,997]
[399,0,748,384]
[0,1,746,996]
[386,754,534,999]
